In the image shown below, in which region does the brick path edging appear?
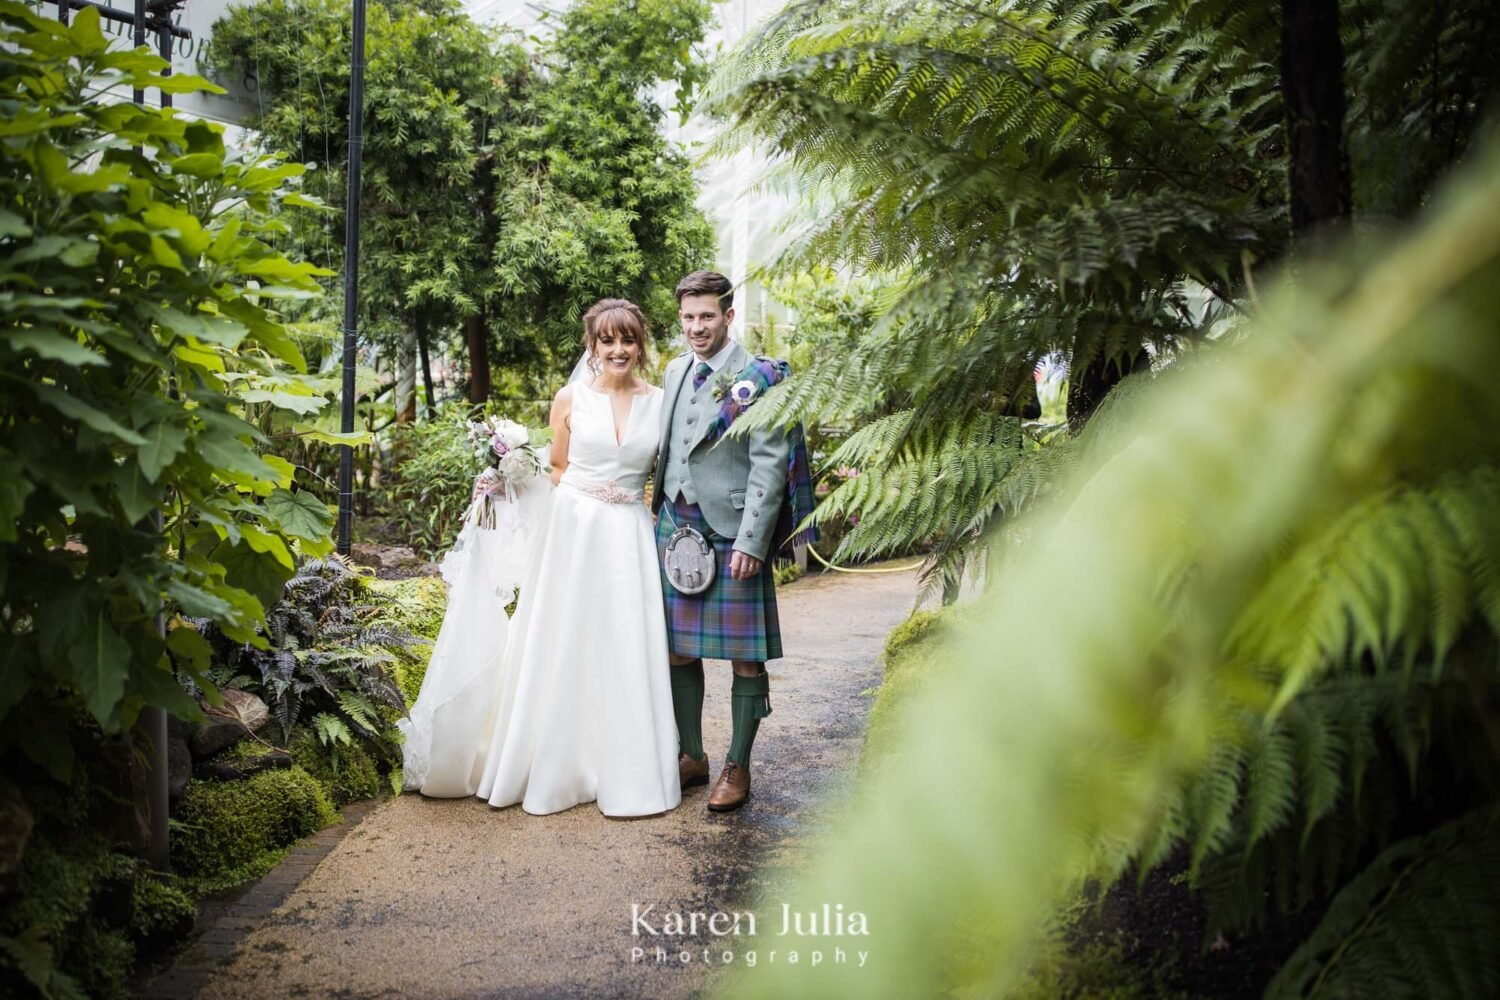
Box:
[135,797,386,1000]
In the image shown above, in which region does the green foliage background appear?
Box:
[713,0,1498,598]
[207,0,717,396]
[724,130,1500,1000]
[0,1,341,781]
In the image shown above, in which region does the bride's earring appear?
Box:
[587,354,602,375]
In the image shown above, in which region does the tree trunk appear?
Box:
[465,311,491,404]
[1281,0,1351,235]
[416,313,435,420]
[1066,348,1150,432]
[395,323,418,425]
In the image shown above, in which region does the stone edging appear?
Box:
[134,797,385,1000]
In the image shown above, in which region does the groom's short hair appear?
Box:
[675,270,733,313]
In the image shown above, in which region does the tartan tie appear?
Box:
[692,361,713,390]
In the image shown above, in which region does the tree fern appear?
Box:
[1227,469,1500,706]
[1266,805,1500,1000]
[712,0,1493,590]
[721,126,1500,999]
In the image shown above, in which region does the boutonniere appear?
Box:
[712,370,761,407]
[701,357,791,447]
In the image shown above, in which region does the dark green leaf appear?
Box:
[6,329,108,366]
[214,537,295,608]
[111,461,159,523]
[137,420,187,482]
[265,487,335,542]
[0,454,34,542]
[31,384,146,445]
[166,626,213,676]
[68,610,131,725]
[142,303,247,348]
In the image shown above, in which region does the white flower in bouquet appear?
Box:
[463,415,546,527]
[489,418,529,458]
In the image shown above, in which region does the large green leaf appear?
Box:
[34,140,129,194]
[136,420,187,482]
[1267,806,1500,1000]
[0,208,31,238]
[193,422,279,482]
[290,424,373,447]
[237,522,294,570]
[164,578,234,619]
[213,537,295,610]
[110,461,159,523]
[0,453,33,542]
[197,577,269,647]
[2,234,98,268]
[142,303,247,348]
[130,659,203,722]
[236,387,327,415]
[31,384,146,445]
[218,298,307,370]
[166,625,213,676]
[6,329,109,366]
[169,153,223,179]
[0,635,28,717]
[67,611,131,724]
[265,487,335,543]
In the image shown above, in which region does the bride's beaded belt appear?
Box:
[562,479,643,505]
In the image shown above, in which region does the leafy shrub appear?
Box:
[170,768,336,893]
[367,575,448,706]
[196,558,418,779]
[726,133,1500,999]
[771,559,804,587]
[0,836,138,1000]
[0,0,338,786]
[289,730,383,807]
[128,875,197,954]
[376,405,482,559]
[863,609,957,765]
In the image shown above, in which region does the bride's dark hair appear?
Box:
[582,298,651,375]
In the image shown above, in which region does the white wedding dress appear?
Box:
[397,382,680,817]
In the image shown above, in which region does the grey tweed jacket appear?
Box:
[652,342,792,563]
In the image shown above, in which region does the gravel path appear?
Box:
[182,565,919,1000]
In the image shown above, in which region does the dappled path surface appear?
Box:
[167,565,918,1000]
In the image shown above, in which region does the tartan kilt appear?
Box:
[656,496,783,662]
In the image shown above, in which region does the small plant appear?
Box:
[192,558,422,782]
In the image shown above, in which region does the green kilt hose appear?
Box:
[656,496,783,662]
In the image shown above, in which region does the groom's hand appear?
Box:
[729,551,763,580]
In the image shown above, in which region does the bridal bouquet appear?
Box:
[464,416,546,528]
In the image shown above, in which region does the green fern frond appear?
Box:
[337,690,380,735]
[312,711,352,749]
[1228,469,1500,705]
[1266,804,1500,1000]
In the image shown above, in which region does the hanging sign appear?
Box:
[37,0,259,124]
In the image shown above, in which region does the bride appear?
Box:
[397,298,681,817]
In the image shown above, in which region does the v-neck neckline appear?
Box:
[584,381,642,447]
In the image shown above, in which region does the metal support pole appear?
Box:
[337,0,368,555]
[140,1,178,875]
[132,0,145,106]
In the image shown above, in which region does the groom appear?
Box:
[653,270,792,812]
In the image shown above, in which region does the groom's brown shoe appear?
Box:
[707,761,751,812]
[679,753,710,790]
